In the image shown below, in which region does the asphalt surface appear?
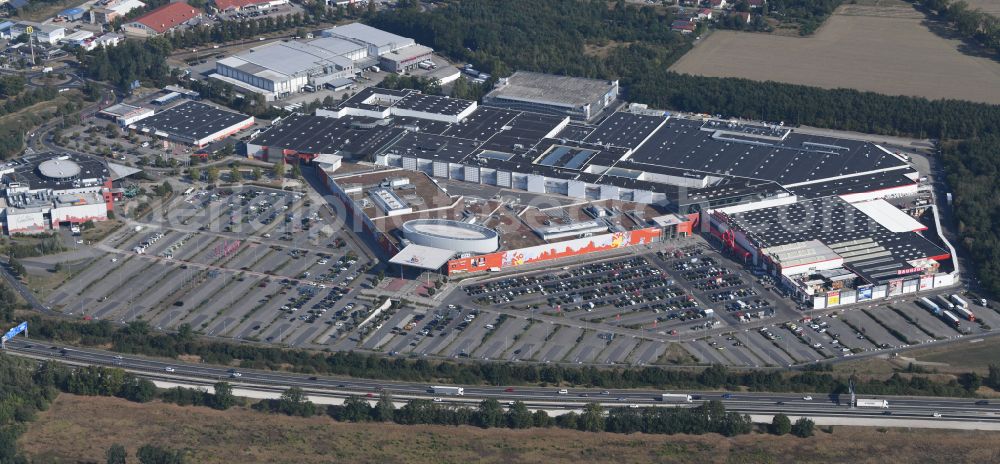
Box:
[5,337,1000,425]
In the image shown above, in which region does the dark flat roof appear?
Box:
[583,111,664,150]
[394,93,474,116]
[134,101,250,141]
[788,169,918,199]
[629,119,908,185]
[728,196,947,284]
[4,153,109,191]
[252,114,401,155]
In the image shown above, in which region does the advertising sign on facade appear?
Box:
[826,290,841,306]
[448,228,662,274]
[857,285,873,301]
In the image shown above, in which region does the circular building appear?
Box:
[401,219,499,254]
[37,158,82,180]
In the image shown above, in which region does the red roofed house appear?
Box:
[123,2,202,37]
[734,11,752,24]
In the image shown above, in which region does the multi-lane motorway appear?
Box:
[5,337,1000,427]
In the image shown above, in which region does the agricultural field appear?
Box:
[964,0,1000,16]
[19,394,1000,464]
[669,4,1000,104]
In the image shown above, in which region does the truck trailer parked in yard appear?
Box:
[919,297,941,315]
[955,305,975,322]
[942,310,962,328]
[856,398,889,408]
[936,294,956,311]
[430,386,465,396]
[660,393,693,403]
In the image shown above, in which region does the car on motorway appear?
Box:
[433,397,443,403]
[932,412,942,418]
[976,400,990,405]
[558,389,568,395]
[504,387,515,392]
[722,393,734,399]
[164,367,175,373]
[802,396,813,401]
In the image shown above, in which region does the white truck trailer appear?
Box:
[430,386,465,396]
[660,393,693,403]
[856,398,889,408]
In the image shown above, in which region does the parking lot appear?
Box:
[43,185,380,349]
[354,236,999,368]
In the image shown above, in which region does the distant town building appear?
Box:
[122,2,201,37]
[90,0,146,25]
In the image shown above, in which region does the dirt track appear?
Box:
[669,6,1000,104]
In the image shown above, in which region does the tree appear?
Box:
[278,386,316,417]
[160,181,173,195]
[206,166,219,184]
[374,390,394,422]
[136,444,185,464]
[230,166,243,183]
[291,162,302,179]
[791,417,815,438]
[476,398,504,428]
[252,167,262,180]
[106,444,127,464]
[188,166,201,182]
[578,402,605,432]
[506,400,533,428]
[120,377,157,403]
[213,381,235,410]
[770,413,791,435]
[341,395,371,422]
[988,364,1000,390]
[272,161,285,179]
[8,256,26,277]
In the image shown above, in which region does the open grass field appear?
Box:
[669,6,1000,104]
[905,336,1000,373]
[18,394,1000,464]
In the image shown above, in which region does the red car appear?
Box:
[366,393,375,398]
[504,387,515,393]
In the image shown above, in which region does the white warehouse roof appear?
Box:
[852,199,927,233]
[323,22,414,50]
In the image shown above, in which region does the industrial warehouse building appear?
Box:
[129,101,253,147]
[482,71,619,121]
[708,195,954,308]
[122,2,202,37]
[0,154,118,234]
[246,75,951,286]
[211,23,433,100]
[98,103,154,128]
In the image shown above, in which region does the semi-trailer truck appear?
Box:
[936,295,956,311]
[950,294,969,310]
[430,386,465,396]
[660,393,693,403]
[955,305,976,322]
[856,398,889,408]
[942,310,962,328]
[918,297,941,315]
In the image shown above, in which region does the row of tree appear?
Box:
[329,392,753,436]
